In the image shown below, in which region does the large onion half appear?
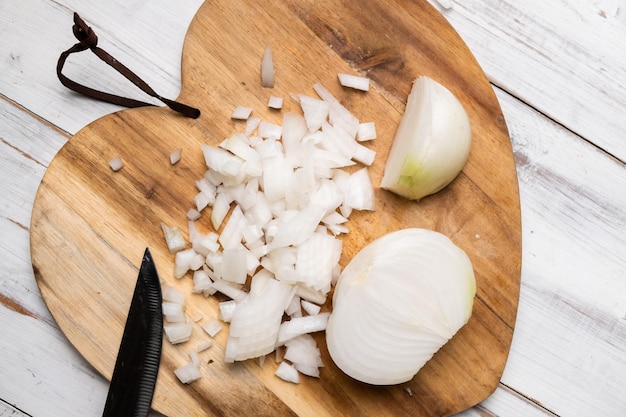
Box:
[326,228,476,385]
[380,76,471,201]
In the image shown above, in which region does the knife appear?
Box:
[102,248,163,417]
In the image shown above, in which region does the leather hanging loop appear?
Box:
[57,13,200,119]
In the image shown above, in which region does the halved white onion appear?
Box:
[326,228,476,385]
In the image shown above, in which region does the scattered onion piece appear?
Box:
[231,106,253,120]
[275,362,300,384]
[108,156,123,171]
[170,148,182,165]
[268,95,283,109]
[357,122,377,142]
[174,362,202,384]
[197,340,213,352]
[164,322,192,344]
[203,318,223,337]
[161,223,186,254]
[338,73,370,91]
[261,45,275,88]
[160,79,380,384]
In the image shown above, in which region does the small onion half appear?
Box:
[326,228,476,385]
[380,76,471,201]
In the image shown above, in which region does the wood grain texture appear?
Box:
[30,1,520,416]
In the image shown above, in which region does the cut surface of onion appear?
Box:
[326,228,476,385]
[380,76,471,201]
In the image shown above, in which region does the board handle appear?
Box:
[57,13,201,119]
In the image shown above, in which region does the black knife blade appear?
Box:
[102,248,163,417]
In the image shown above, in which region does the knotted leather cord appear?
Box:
[57,13,200,119]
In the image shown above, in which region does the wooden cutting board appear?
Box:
[30,1,521,416]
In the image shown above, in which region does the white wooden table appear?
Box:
[1,1,625,416]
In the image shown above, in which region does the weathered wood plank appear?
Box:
[427,0,626,161]
[0,400,29,417]
[0,97,167,417]
[0,0,204,134]
[493,86,626,416]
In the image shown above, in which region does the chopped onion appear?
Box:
[163,302,185,323]
[231,106,253,120]
[170,148,182,165]
[164,322,193,344]
[109,156,123,171]
[161,223,186,254]
[275,362,299,384]
[313,82,359,139]
[186,208,202,221]
[380,76,471,200]
[202,318,223,337]
[326,228,476,385]
[261,45,275,88]
[174,362,202,384]
[341,168,375,211]
[197,340,213,352]
[258,121,282,139]
[192,269,212,294]
[188,348,201,368]
[301,300,321,316]
[162,285,186,305]
[277,312,330,345]
[357,122,377,142]
[284,334,324,378]
[218,300,237,322]
[338,73,370,91]
[298,95,329,132]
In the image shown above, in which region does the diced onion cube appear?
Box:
[161,223,186,254]
[162,285,186,305]
[170,148,182,165]
[164,322,193,344]
[188,348,201,368]
[109,156,123,171]
[357,122,377,142]
[174,362,202,384]
[203,318,223,337]
[231,106,253,120]
[268,95,283,109]
[197,340,213,352]
[186,208,202,221]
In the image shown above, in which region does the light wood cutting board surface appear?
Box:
[30,0,521,416]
